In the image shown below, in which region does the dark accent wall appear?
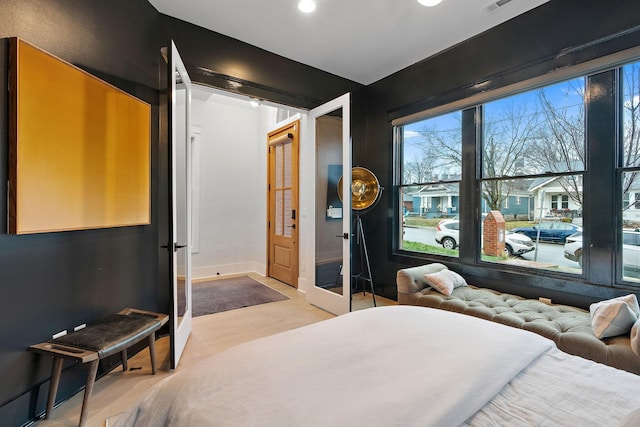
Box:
[5,0,639,424]
[0,1,163,425]
[0,1,363,425]
[363,0,640,306]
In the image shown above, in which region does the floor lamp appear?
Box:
[338,167,383,307]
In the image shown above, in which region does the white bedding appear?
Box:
[464,347,640,426]
[114,306,640,427]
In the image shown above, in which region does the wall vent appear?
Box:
[485,0,513,12]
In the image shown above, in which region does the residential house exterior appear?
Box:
[408,184,530,219]
[623,185,640,226]
[528,176,583,221]
[410,183,459,218]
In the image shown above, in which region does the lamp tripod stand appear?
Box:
[352,213,376,307]
[337,166,382,308]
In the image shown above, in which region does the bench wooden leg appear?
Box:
[148,332,157,374]
[78,359,99,427]
[120,348,128,372]
[45,357,64,419]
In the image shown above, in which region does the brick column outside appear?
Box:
[483,211,506,257]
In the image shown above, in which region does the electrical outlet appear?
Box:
[74,324,86,332]
[52,330,67,339]
[539,297,552,305]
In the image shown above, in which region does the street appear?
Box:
[403,226,578,269]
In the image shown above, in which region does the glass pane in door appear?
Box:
[274,140,294,237]
[315,109,344,293]
[175,72,188,320]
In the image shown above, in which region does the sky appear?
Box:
[401,77,586,178]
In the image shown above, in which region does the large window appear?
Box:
[395,55,640,289]
[398,111,462,257]
[621,61,640,282]
[395,78,587,273]
[480,78,585,272]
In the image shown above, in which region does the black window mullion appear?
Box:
[459,107,479,262]
[586,70,617,285]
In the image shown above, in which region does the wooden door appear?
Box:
[267,121,300,287]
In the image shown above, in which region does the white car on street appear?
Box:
[435,219,536,255]
[564,230,640,277]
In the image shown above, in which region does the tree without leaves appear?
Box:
[622,63,640,210]
[404,120,461,185]
[482,102,540,210]
[404,68,640,214]
[402,150,439,184]
[407,106,540,211]
[529,81,585,208]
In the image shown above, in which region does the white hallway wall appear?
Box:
[190,89,278,279]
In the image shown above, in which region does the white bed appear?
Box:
[114,306,640,426]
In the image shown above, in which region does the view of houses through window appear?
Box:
[621,62,640,282]
[480,77,585,273]
[399,110,462,258]
[397,59,640,283]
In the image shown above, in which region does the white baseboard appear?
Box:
[192,261,266,281]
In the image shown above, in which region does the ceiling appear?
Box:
[148,0,550,86]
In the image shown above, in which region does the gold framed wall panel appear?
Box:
[8,38,151,234]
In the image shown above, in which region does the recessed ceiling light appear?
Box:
[417,0,443,6]
[298,0,316,13]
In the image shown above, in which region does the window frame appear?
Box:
[392,49,640,290]
[395,109,464,258]
[618,61,640,284]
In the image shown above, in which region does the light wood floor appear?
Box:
[35,274,396,427]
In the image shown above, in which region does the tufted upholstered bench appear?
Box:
[397,263,640,375]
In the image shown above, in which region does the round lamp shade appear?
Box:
[337,167,381,211]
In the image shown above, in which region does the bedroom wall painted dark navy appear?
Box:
[362,0,640,305]
[2,0,640,424]
[0,1,164,425]
[0,1,363,425]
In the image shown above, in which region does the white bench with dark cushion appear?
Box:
[396,263,640,375]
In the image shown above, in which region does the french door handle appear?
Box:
[161,242,187,251]
[336,233,349,240]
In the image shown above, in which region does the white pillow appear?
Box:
[589,294,640,339]
[631,318,640,357]
[423,269,467,296]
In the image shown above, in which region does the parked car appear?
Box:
[563,231,583,265]
[435,219,536,255]
[564,229,640,277]
[437,214,459,227]
[512,221,582,244]
[435,219,460,249]
[503,232,537,256]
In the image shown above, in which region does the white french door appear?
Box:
[304,93,351,315]
[168,41,192,368]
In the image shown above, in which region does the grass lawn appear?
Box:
[402,240,513,262]
[402,241,457,256]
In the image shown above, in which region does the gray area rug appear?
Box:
[188,276,289,317]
